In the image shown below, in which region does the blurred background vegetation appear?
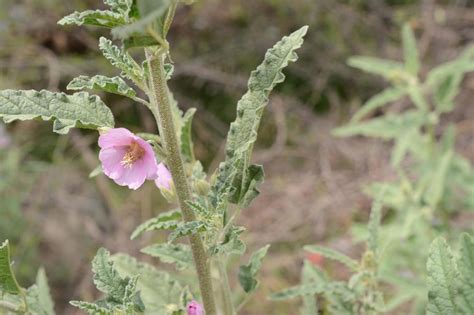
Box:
[0,0,473,314]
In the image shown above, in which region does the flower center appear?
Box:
[121,140,145,168]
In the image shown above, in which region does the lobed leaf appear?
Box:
[67,75,136,98]
[426,238,461,315]
[58,10,125,28]
[0,90,114,134]
[69,301,109,315]
[104,0,134,16]
[131,209,182,240]
[168,221,208,243]
[210,26,308,208]
[141,243,193,270]
[111,254,187,314]
[92,248,129,301]
[457,233,474,313]
[238,244,270,293]
[99,37,144,84]
[304,245,358,271]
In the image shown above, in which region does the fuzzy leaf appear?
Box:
[112,0,171,40]
[426,46,474,86]
[333,110,426,140]
[180,108,196,163]
[352,87,405,122]
[67,75,136,98]
[347,56,404,79]
[238,164,265,208]
[99,37,144,83]
[458,233,474,313]
[209,225,246,256]
[210,26,307,208]
[70,301,109,315]
[92,248,128,301]
[0,240,21,294]
[58,10,125,28]
[402,23,419,75]
[300,261,323,314]
[32,268,55,315]
[238,245,270,293]
[89,248,144,314]
[304,245,358,271]
[426,237,462,315]
[367,192,384,255]
[168,221,208,243]
[433,73,463,113]
[111,254,186,314]
[131,209,181,240]
[270,283,324,301]
[141,243,193,270]
[423,150,453,209]
[391,128,417,166]
[105,0,134,16]
[0,90,114,134]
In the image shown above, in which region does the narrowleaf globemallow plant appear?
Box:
[0,0,307,314]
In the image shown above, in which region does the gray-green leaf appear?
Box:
[426,237,462,315]
[58,10,126,28]
[67,75,136,98]
[0,90,114,134]
[238,244,270,293]
[141,243,193,270]
[168,221,208,243]
[304,245,358,271]
[131,209,182,240]
[402,23,419,76]
[99,37,144,84]
[210,26,307,208]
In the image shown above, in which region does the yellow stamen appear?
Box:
[121,140,145,168]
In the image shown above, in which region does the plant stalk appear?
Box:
[145,48,217,315]
[217,257,235,315]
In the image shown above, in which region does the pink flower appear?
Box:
[98,128,158,190]
[186,300,204,315]
[155,163,172,190]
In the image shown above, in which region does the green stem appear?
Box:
[217,256,235,315]
[145,49,217,315]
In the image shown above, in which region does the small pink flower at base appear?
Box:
[186,300,204,315]
[98,128,158,190]
[155,163,172,190]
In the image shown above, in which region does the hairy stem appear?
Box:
[217,257,235,315]
[145,49,217,315]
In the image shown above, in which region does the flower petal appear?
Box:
[114,160,148,190]
[134,137,159,180]
[99,147,127,180]
[98,128,135,149]
[155,163,172,190]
